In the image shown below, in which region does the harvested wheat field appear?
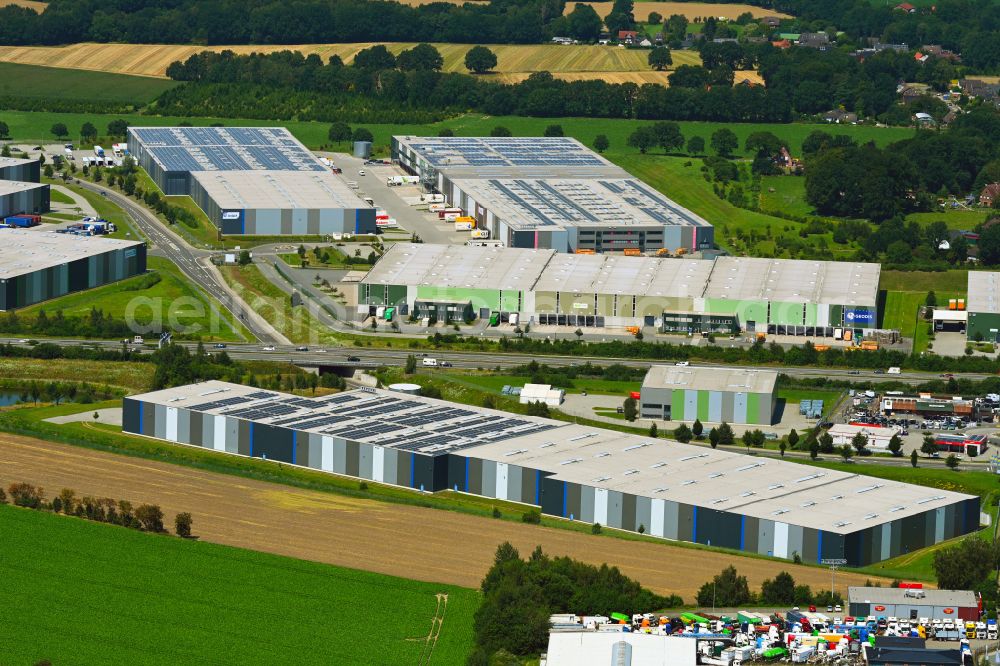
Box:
[0,0,46,11]
[565,2,792,21]
[0,432,891,599]
[0,42,701,79]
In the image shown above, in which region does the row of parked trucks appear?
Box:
[55,217,116,236]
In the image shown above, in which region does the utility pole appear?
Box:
[821,558,847,606]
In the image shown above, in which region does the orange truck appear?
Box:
[623,248,642,257]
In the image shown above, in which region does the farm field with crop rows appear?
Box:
[0,501,478,664]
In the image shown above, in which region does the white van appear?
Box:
[887,367,901,374]
[422,358,438,367]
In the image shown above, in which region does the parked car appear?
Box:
[358,169,366,176]
[347,355,361,362]
[295,346,308,351]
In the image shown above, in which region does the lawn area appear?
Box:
[907,208,988,232]
[0,61,177,104]
[0,503,477,664]
[759,174,814,217]
[219,263,334,344]
[19,256,250,342]
[880,270,968,350]
[47,187,73,204]
[880,269,969,293]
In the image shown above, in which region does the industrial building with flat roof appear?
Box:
[0,156,49,219]
[0,229,146,309]
[128,127,375,236]
[966,271,1000,342]
[848,587,980,621]
[391,136,714,253]
[124,380,978,566]
[639,366,777,424]
[359,243,881,336]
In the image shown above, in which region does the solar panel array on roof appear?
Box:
[146,382,558,457]
[403,137,606,169]
[130,127,324,173]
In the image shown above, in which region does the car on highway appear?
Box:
[262,345,275,351]
[314,349,326,353]
[940,373,955,379]
[347,356,361,362]
[358,169,366,176]
[675,361,690,367]
[440,361,452,367]
[874,369,885,374]
[848,370,860,375]
[213,343,226,349]
[295,346,308,351]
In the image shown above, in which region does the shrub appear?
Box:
[175,512,193,538]
[8,482,44,509]
[521,509,541,524]
[134,504,164,532]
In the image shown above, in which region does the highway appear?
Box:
[74,180,283,345]
[2,336,987,385]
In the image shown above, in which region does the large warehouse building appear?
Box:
[639,366,777,425]
[0,157,49,218]
[966,271,1000,342]
[359,243,881,336]
[128,127,376,235]
[124,380,979,566]
[0,230,146,309]
[391,136,714,253]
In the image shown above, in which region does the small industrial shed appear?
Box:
[639,365,777,425]
[828,424,901,450]
[848,586,979,621]
[519,384,564,407]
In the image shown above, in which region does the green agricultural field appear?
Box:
[0,503,478,664]
[879,269,968,293]
[0,62,177,104]
[438,371,639,396]
[759,174,814,217]
[19,256,250,342]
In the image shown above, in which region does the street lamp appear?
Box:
[821,558,847,607]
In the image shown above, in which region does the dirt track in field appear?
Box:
[0,433,888,599]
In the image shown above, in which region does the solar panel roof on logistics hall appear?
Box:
[135,380,976,535]
[129,127,325,173]
[450,177,712,232]
[136,381,560,457]
[394,136,625,179]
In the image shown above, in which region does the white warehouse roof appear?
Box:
[704,257,880,307]
[0,229,143,278]
[191,170,365,210]
[642,366,778,394]
[967,271,1000,314]
[131,380,974,536]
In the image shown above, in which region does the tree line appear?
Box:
[697,565,843,608]
[468,542,683,664]
[4,481,192,537]
[0,0,563,46]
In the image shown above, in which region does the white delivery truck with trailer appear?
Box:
[422,358,438,367]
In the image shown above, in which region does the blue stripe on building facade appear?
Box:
[535,470,541,505]
[739,516,745,550]
[817,531,823,563]
[562,482,568,518]
[355,209,360,234]
[249,422,254,457]
[692,507,698,543]
[292,431,297,465]
[464,458,470,491]
[137,404,143,435]
[410,453,416,488]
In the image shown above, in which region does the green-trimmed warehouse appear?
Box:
[639,365,777,425]
[358,244,881,337]
[967,271,1000,342]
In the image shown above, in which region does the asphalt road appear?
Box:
[74,180,282,345]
